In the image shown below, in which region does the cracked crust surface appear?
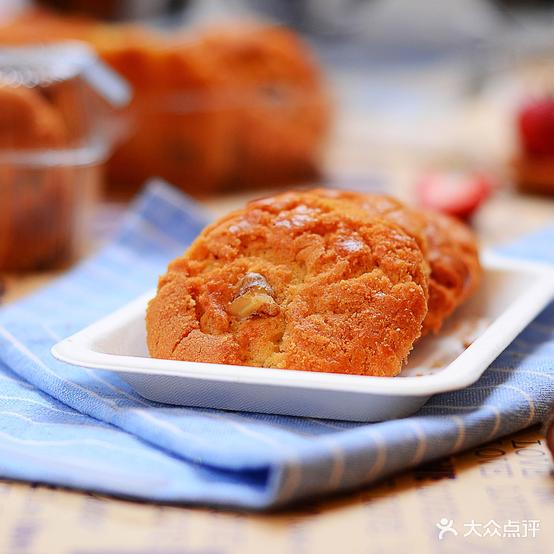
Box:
[146,190,429,376]
[312,189,481,334]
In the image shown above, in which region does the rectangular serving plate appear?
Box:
[51,253,554,422]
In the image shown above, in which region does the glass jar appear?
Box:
[0,41,130,271]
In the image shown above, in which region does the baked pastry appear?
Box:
[311,189,429,253]
[146,190,429,376]
[0,167,77,270]
[0,83,74,270]
[100,23,329,192]
[0,11,331,194]
[99,38,235,194]
[418,209,481,334]
[193,24,330,187]
[310,188,481,335]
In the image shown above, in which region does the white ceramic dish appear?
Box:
[52,253,554,421]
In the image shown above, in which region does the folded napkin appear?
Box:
[0,181,553,510]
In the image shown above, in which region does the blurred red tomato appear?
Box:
[415,172,492,220]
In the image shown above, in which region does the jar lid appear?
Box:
[0,41,131,107]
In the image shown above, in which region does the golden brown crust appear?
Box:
[310,188,481,334]
[146,190,429,376]
[310,188,429,255]
[419,210,482,334]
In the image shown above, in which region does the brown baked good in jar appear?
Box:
[0,83,74,270]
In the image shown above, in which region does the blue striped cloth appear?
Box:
[0,181,553,509]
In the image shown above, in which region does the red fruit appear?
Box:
[517,97,554,158]
[415,172,492,220]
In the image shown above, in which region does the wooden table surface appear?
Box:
[1,67,554,554]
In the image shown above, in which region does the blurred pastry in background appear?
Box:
[97,22,330,194]
[0,165,76,271]
[0,43,123,272]
[0,10,331,196]
[513,96,554,196]
[0,82,73,270]
[98,32,236,195]
[194,24,330,188]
